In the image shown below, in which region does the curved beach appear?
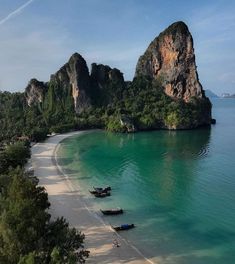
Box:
[31,131,154,264]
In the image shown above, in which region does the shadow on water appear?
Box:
[158,127,211,159]
[60,128,211,176]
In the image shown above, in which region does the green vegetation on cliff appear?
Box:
[0,22,213,140]
[103,76,211,131]
[0,21,212,264]
[0,75,211,141]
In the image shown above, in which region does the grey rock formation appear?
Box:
[50,53,91,113]
[25,78,47,106]
[120,115,136,132]
[23,22,212,131]
[90,63,125,105]
[135,21,204,102]
[91,63,124,89]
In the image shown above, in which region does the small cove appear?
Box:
[57,99,235,264]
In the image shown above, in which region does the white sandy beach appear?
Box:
[31,131,155,264]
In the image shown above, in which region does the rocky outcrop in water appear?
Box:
[135,21,204,102]
[120,116,136,132]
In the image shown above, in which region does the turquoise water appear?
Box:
[58,99,235,264]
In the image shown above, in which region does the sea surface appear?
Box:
[57,98,235,264]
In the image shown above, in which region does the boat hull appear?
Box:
[101,209,123,215]
[112,224,135,231]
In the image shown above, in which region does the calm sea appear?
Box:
[58,98,235,264]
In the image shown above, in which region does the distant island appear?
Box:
[0,21,212,141]
[205,89,219,99]
[204,90,235,99]
[221,93,235,98]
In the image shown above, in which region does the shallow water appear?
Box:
[58,99,235,263]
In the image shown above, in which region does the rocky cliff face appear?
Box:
[91,63,124,87]
[90,63,125,105]
[135,21,204,102]
[25,78,47,106]
[50,53,91,113]
[23,21,212,131]
[25,54,125,111]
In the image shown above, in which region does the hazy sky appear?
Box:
[0,0,235,95]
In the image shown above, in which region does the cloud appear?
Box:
[0,0,35,26]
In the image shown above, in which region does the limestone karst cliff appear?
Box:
[23,21,212,133]
[90,63,125,105]
[50,53,91,113]
[25,54,125,111]
[135,21,204,102]
[25,78,47,106]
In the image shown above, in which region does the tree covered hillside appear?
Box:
[0,75,211,142]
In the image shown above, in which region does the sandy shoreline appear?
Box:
[31,131,155,264]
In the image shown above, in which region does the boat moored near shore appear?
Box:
[101,208,123,215]
[112,224,135,231]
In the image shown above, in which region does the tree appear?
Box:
[0,169,50,263]
[0,168,89,264]
[30,128,48,142]
[0,142,30,171]
[45,218,89,264]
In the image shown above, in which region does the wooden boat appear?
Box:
[100,208,123,215]
[94,191,111,198]
[89,189,111,195]
[93,186,111,192]
[89,190,98,195]
[112,224,135,231]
